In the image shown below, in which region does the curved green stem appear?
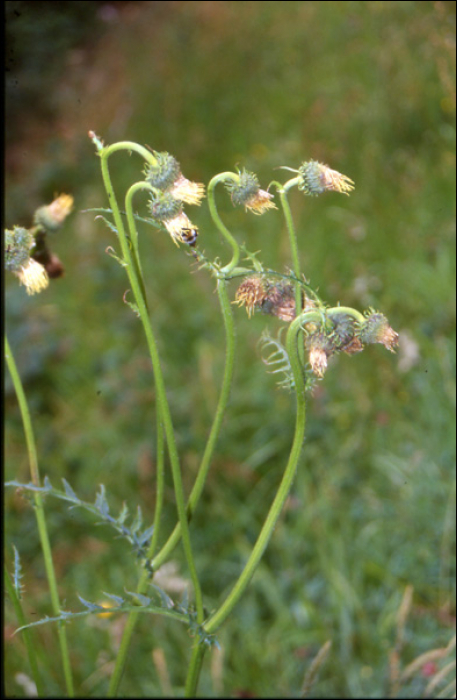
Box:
[327,306,365,324]
[98,146,204,695]
[202,311,310,634]
[5,334,74,697]
[186,311,311,695]
[207,173,241,274]
[270,181,303,313]
[150,277,236,571]
[100,141,157,164]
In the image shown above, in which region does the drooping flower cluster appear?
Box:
[225,169,277,215]
[144,152,205,246]
[235,273,398,380]
[305,310,398,378]
[5,226,49,295]
[5,194,73,295]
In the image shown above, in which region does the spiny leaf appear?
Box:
[101,592,125,606]
[125,590,152,607]
[78,596,106,612]
[130,506,143,535]
[95,485,110,517]
[138,525,154,547]
[62,479,79,502]
[5,479,155,558]
[149,583,174,610]
[117,502,129,526]
[94,214,119,237]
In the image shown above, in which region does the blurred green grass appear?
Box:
[5,1,455,697]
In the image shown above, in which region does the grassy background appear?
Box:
[5,1,456,697]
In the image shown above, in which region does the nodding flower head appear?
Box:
[5,226,50,294]
[234,276,268,317]
[329,313,363,354]
[298,160,354,196]
[170,174,205,206]
[147,192,200,247]
[226,169,277,215]
[5,227,34,272]
[34,194,74,232]
[16,258,49,295]
[144,152,182,190]
[144,152,205,205]
[164,212,200,247]
[305,332,336,378]
[148,191,183,223]
[260,282,297,321]
[235,278,312,321]
[358,311,399,352]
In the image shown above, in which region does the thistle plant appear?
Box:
[5,137,400,697]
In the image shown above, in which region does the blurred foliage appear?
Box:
[5,1,456,697]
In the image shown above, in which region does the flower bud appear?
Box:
[34,194,74,232]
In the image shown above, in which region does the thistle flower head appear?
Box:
[298,160,354,196]
[234,276,268,317]
[148,191,183,223]
[5,227,34,272]
[305,332,335,378]
[261,283,297,321]
[144,152,181,190]
[16,258,49,295]
[144,153,205,205]
[163,211,200,247]
[170,174,205,206]
[34,194,74,232]
[358,311,399,352]
[226,169,277,215]
[329,313,361,352]
[308,345,328,378]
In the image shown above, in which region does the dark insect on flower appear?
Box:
[180,226,199,247]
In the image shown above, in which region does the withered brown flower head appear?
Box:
[261,283,296,321]
[234,277,268,317]
[308,345,328,378]
[359,312,399,352]
[305,332,335,378]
